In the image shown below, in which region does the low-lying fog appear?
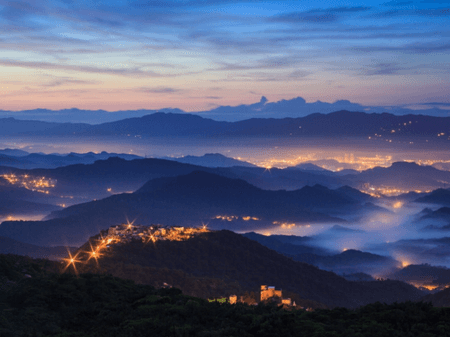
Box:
[3,136,450,284]
[0,214,47,223]
[3,136,450,170]
[253,201,450,269]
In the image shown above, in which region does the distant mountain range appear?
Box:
[159,153,256,168]
[1,110,450,142]
[0,155,448,247]
[0,156,354,206]
[0,150,257,170]
[415,189,450,206]
[419,207,450,223]
[0,171,363,246]
[347,162,450,191]
[387,264,450,291]
[2,152,449,204]
[2,96,449,123]
[0,149,142,169]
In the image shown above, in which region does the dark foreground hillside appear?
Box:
[1,254,450,337]
[74,230,423,309]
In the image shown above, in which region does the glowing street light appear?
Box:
[62,251,81,275]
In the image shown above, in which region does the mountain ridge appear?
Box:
[1,111,450,140]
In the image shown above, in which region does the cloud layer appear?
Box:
[0,0,448,111]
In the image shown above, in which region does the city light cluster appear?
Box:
[361,184,433,197]
[62,223,209,274]
[1,173,56,194]
[253,154,394,171]
[214,215,260,221]
[272,221,299,229]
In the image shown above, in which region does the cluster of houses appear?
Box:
[260,285,295,306]
[209,285,310,309]
[99,225,309,310]
[105,223,209,244]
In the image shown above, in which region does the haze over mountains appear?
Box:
[0,152,449,247]
[1,107,450,309]
[2,148,450,308]
[0,170,358,246]
[1,96,449,123]
[0,150,142,169]
[1,110,450,142]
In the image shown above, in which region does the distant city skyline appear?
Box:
[0,0,449,113]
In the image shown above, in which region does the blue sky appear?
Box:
[0,0,449,114]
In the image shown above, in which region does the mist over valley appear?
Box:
[1,110,450,314]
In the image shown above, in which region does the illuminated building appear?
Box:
[260,285,282,301]
[260,285,294,306]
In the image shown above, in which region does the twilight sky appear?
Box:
[0,0,449,113]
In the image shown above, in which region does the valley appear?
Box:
[1,111,450,314]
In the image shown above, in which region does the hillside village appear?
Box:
[62,223,209,274]
[63,224,309,310]
[105,223,209,244]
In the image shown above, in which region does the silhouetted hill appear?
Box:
[346,162,450,191]
[136,172,356,210]
[387,264,450,288]
[242,232,332,256]
[0,237,71,260]
[0,148,29,157]
[86,112,228,137]
[0,177,55,203]
[0,151,143,169]
[289,163,329,172]
[160,153,257,168]
[422,287,450,307]
[335,185,373,203]
[242,232,399,275]
[293,249,401,275]
[219,165,349,190]
[341,272,375,281]
[0,157,210,204]
[419,207,450,221]
[2,111,450,140]
[0,199,61,217]
[0,254,444,337]
[391,191,430,202]
[0,117,90,135]
[289,184,357,210]
[415,189,450,206]
[0,170,382,246]
[321,224,366,234]
[0,153,29,167]
[432,162,450,172]
[1,171,347,246]
[215,111,450,138]
[74,229,424,308]
[0,157,350,207]
[0,177,61,216]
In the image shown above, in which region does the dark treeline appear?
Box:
[2,254,450,336]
